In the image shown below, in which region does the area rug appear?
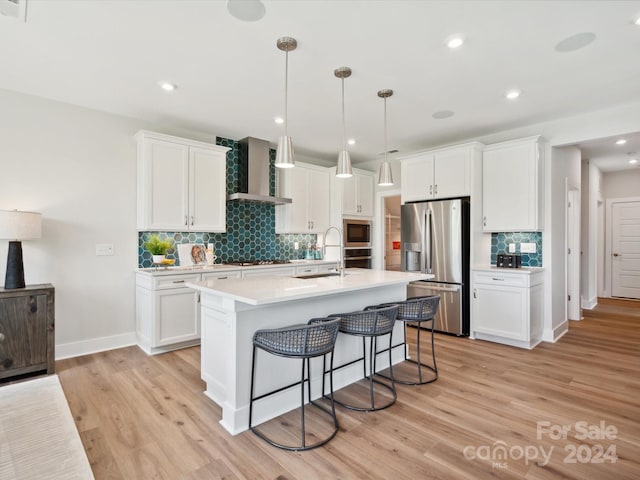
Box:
[0,375,94,479]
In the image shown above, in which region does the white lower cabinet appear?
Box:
[472,268,543,349]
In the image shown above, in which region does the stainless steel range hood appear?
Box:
[227,137,292,205]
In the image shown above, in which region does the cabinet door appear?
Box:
[341,175,359,216]
[473,284,528,341]
[145,139,189,230]
[483,140,539,231]
[401,154,434,203]
[434,148,470,199]
[357,173,374,217]
[155,289,200,346]
[308,168,331,232]
[189,146,227,232]
[0,294,49,377]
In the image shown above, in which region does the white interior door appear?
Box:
[567,189,581,320]
[611,200,640,299]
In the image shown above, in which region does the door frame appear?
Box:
[604,196,640,297]
[566,187,581,320]
[374,188,401,270]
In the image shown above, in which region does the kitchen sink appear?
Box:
[293,271,343,279]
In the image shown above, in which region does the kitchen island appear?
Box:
[186,268,431,434]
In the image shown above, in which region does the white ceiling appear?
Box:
[2,0,640,170]
[578,132,640,172]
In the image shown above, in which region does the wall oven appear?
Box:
[343,219,371,248]
[344,247,372,269]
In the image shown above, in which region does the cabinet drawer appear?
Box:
[202,271,242,281]
[295,265,319,275]
[153,274,201,290]
[473,271,529,287]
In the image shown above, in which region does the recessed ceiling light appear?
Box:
[555,32,596,52]
[505,89,521,100]
[274,116,284,124]
[226,0,265,22]
[432,110,455,119]
[158,81,177,92]
[629,158,638,164]
[615,139,627,145]
[446,36,465,49]
[347,139,356,145]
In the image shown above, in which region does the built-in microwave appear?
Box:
[343,218,371,248]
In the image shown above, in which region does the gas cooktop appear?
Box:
[226,259,291,266]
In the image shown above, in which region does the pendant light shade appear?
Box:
[275,37,297,168]
[334,66,352,178]
[377,89,394,186]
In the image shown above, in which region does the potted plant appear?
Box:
[143,234,173,263]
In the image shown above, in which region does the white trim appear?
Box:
[374,187,401,270]
[542,320,568,343]
[55,332,137,360]
[581,296,598,310]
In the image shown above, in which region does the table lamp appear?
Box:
[0,210,42,289]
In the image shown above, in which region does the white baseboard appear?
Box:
[541,321,568,343]
[55,332,137,360]
[581,296,598,310]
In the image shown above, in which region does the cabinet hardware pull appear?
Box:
[612,253,620,257]
[218,276,228,279]
[190,216,194,226]
[473,289,477,299]
[434,184,438,195]
[172,280,185,284]
[483,216,487,227]
[184,215,188,226]
[429,185,433,195]
[491,277,504,281]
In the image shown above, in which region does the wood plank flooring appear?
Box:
[56,299,640,479]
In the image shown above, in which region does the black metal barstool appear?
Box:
[367,295,440,385]
[248,317,340,451]
[325,305,399,412]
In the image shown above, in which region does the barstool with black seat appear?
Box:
[368,295,440,385]
[325,305,399,412]
[248,317,340,451]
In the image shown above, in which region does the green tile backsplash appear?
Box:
[490,232,542,267]
[138,137,316,267]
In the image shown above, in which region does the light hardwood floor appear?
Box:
[57,299,640,479]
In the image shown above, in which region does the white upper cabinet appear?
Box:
[136,131,229,232]
[275,162,331,233]
[482,136,543,232]
[338,169,374,217]
[401,143,482,203]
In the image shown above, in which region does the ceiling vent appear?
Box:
[0,0,27,22]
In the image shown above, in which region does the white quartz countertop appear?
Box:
[472,265,545,274]
[136,260,336,276]
[186,268,433,306]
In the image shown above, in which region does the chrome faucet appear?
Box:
[323,225,345,276]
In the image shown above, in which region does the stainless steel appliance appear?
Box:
[344,248,372,269]
[343,218,371,248]
[402,197,470,335]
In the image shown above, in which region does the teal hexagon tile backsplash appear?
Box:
[490,232,542,267]
[138,136,316,267]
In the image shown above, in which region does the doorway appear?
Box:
[384,195,402,270]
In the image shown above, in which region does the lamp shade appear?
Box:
[377,162,394,187]
[0,210,42,240]
[336,150,353,178]
[275,135,295,168]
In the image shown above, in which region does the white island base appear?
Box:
[187,269,430,435]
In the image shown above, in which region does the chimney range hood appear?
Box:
[227,137,292,205]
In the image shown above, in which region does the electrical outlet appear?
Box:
[508,243,516,253]
[521,242,537,253]
[294,242,299,250]
[96,244,114,256]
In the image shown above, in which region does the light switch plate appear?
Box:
[508,243,516,253]
[96,244,114,256]
[521,242,537,253]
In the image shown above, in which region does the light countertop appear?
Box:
[472,265,545,274]
[186,268,433,306]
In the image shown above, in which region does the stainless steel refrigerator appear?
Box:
[401,197,470,335]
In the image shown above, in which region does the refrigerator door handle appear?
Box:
[424,208,433,273]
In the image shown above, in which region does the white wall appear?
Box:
[581,161,603,307]
[0,89,215,358]
[601,169,640,199]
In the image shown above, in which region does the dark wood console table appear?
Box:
[0,284,55,382]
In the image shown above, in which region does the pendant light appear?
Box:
[275,37,297,168]
[377,89,394,186]
[335,66,352,178]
